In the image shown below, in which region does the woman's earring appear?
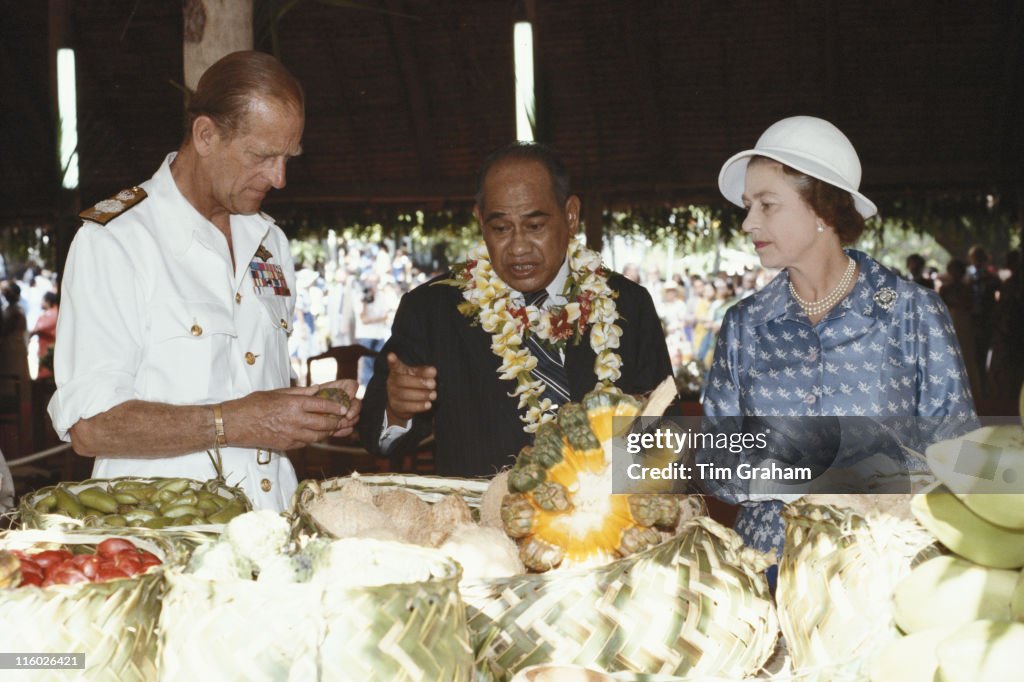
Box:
[816,220,825,233]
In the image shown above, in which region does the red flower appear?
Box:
[510,305,531,331]
[461,260,477,280]
[548,308,574,341]
[577,292,594,328]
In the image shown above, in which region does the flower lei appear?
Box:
[439,239,623,433]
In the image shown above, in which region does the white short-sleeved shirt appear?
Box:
[48,153,299,511]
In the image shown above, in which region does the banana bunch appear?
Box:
[30,478,247,529]
[870,425,1024,682]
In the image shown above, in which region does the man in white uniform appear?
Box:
[48,51,360,511]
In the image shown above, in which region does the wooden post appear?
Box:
[183,0,253,91]
[582,192,604,254]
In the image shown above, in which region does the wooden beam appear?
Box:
[384,0,437,179]
[621,2,668,173]
[582,191,604,252]
[49,0,77,276]
[183,0,253,91]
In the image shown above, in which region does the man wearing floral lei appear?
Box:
[362,142,672,476]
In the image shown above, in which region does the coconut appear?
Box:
[426,494,474,547]
[375,489,433,544]
[439,523,525,581]
[308,495,394,539]
[479,470,510,530]
[335,476,377,506]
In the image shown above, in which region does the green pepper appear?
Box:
[79,487,120,514]
[207,504,244,524]
[196,498,220,514]
[155,478,191,494]
[53,486,85,518]
[123,508,158,523]
[34,492,58,513]
[162,504,201,519]
[102,514,128,527]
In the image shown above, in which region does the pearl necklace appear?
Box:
[789,255,856,317]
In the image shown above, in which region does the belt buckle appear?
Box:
[256,449,272,465]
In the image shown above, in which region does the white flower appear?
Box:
[469,243,490,260]
[492,320,523,350]
[534,313,554,340]
[562,302,581,323]
[498,349,537,380]
[451,239,621,433]
[480,308,505,333]
[596,323,623,350]
[595,354,622,382]
[594,297,617,321]
[590,324,605,349]
[571,243,602,272]
[522,404,557,432]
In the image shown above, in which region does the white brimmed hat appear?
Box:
[718,115,878,219]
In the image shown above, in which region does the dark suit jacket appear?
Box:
[360,272,673,477]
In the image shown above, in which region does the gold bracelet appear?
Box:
[212,403,227,448]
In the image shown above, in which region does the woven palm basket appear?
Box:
[157,539,473,682]
[507,660,870,681]
[466,516,778,681]
[293,474,775,681]
[18,476,251,533]
[776,499,939,674]
[0,528,178,682]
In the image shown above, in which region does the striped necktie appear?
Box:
[524,289,571,406]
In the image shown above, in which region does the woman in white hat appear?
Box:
[701,116,977,560]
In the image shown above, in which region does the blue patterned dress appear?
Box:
[701,249,977,556]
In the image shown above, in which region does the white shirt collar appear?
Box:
[510,256,570,307]
[155,152,270,269]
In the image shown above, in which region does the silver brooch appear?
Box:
[873,287,897,311]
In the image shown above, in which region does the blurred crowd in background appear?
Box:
[289,240,1023,403]
[0,240,1018,406]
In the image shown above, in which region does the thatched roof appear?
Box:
[2,0,1021,224]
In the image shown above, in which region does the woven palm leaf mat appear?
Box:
[776,500,937,673]
[463,516,779,681]
[507,650,870,681]
[157,540,473,682]
[0,528,174,682]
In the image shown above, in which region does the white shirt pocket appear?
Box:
[144,300,237,402]
[253,293,293,387]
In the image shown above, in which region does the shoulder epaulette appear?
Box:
[79,186,148,225]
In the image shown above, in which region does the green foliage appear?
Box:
[266,191,1019,275]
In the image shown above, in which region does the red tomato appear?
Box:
[19,572,43,587]
[30,549,73,570]
[70,554,101,580]
[113,552,142,576]
[95,564,129,582]
[97,538,137,559]
[19,559,43,578]
[138,551,162,569]
[47,565,89,586]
